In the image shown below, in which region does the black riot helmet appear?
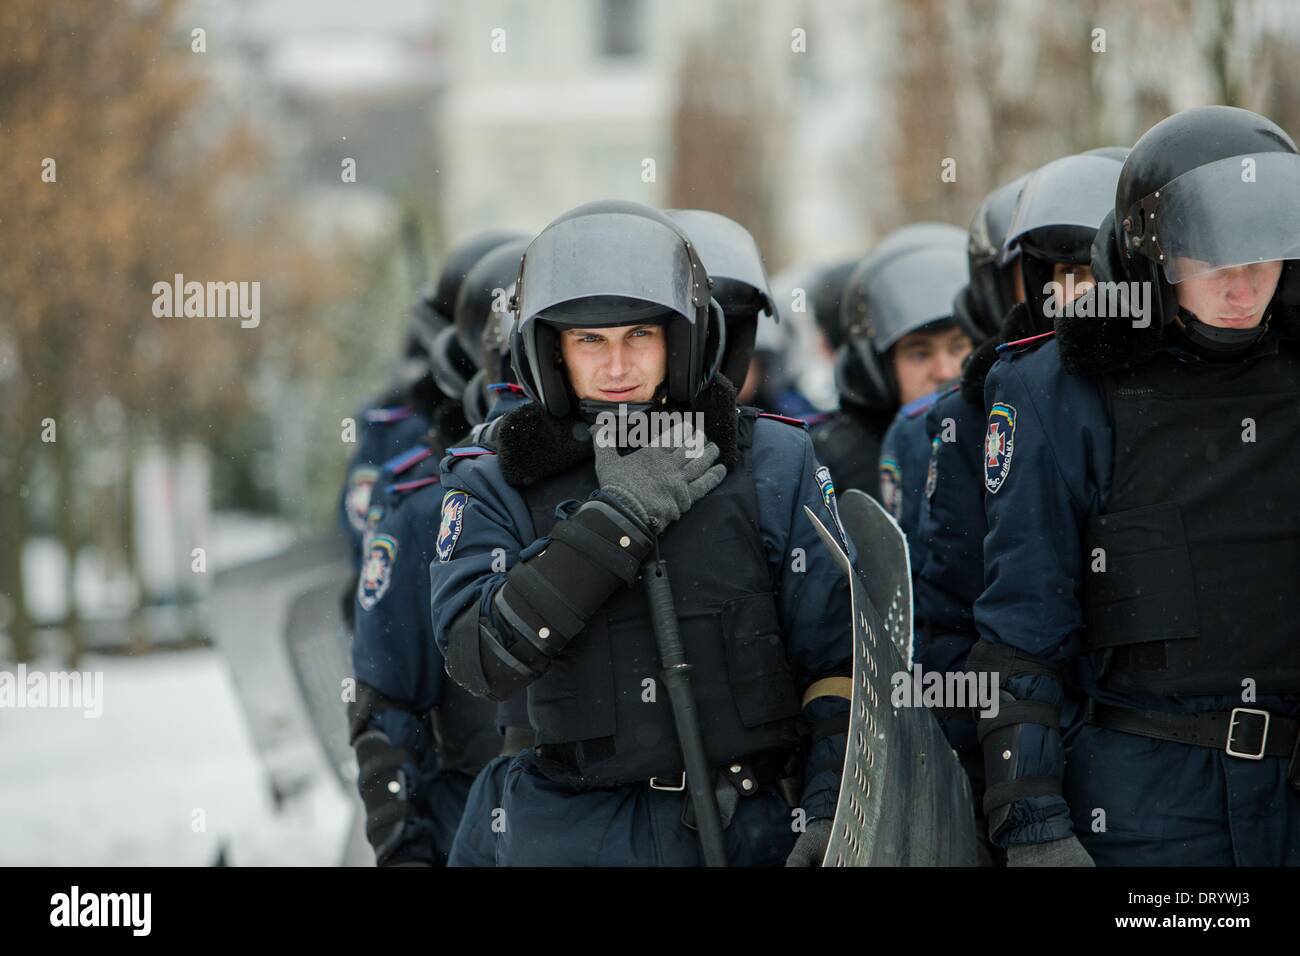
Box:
[1003,152,1124,331]
[1112,106,1300,357]
[423,231,526,400]
[837,223,972,406]
[808,259,857,351]
[452,239,528,426]
[510,200,724,419]
[664,209,774,388]
[962,172,1031,337]
[432,231,525,325]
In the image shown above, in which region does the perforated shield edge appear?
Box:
[804,490,979,866]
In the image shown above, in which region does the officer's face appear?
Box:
[1174,260,1283,329]
[1052,262,1094,300]
[559,324,667,403]
[891,325,973,406]
[1006,262,1026,304]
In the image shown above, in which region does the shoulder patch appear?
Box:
[813,465,852,552]
[446,445,496,459]
[357,534,398,611]
[804,411,833,428]
[388,475,440,496]
[345,466,381,533]
[901,391,940,420]
[758,411,808,429]
[383,444,434,477]
[879,456,902,519]
[364,405,416,424]
[995,330,1055,355]
[437,490,470,562]
[984,402,1017,494]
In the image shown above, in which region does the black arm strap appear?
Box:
[549,513,643,583]
[494,500,653,652]
[982,776,1063,816]
[348,680,420,744]
[966,640,1066,683]
[975,700,1061,742]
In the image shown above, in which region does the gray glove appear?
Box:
[1006,835,1095,867]
[785,818,833,867]
[592,423,726,533]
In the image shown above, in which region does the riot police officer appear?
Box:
[429,200,854,866]
[815,223,974,512]
[911,154,1122,858]
[972,107,1300,866]
[346,238,533,866]
[338,231,523,571]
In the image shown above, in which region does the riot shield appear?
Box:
[206,534,368,865]
[805,489,979,866]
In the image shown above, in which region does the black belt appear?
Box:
[1086,701,1300,780]
[536,742,796,792]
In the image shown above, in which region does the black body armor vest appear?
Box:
[1084,344,1300,696]
[520,412,803,785]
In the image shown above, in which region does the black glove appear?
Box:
[785,818,833,867]
[1006,835,1095,867]
[593,423,726,533]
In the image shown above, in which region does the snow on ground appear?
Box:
[0,648,352,866]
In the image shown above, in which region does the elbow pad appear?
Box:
[494,499,653,665]
[445,500,654,701]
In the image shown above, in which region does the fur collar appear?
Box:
[959,302,1041,404]
[496,377,740,488]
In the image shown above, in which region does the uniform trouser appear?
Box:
[447,754,514,867]
[427,770,476,864]
[489,749,798,866]
[1065,724,1300,866]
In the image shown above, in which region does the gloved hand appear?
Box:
[785,818,833,867]
[1006,835,1095,867]
[592,423,726,534]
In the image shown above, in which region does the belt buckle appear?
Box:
[649,771,686,792]
[1226,707,1270,760]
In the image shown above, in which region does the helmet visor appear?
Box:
[861,245,970,352]
[515,212,705,327]
[1136,152,1300,283]
[1002,155,1121,263]
[665,210,773,315]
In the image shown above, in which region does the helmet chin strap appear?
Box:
[575,382,669,424]
[1172,306,1270,359]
